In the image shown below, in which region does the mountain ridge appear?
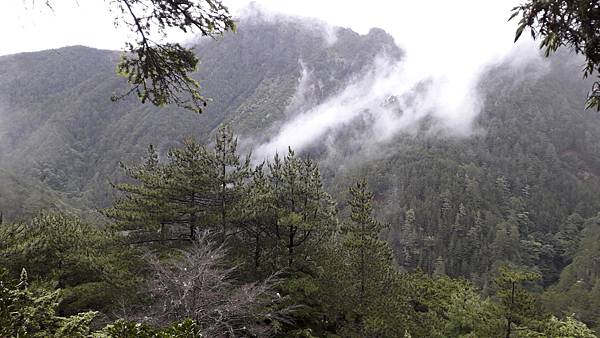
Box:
[0,18,402,220]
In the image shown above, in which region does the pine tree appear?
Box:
[344,178,391,300]
[106,145,174,238]
[0,268,97,337]
[236,163,278,276]
[109,130,253,244]
[268,148,336,270]
[164,138,215,240]
[494,266,541,338]
[320,178,398,337]
[0,212,141,314]
[402,208,422,269]
[209,125,251,239]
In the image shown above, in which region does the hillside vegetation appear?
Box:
[1,16,600,336]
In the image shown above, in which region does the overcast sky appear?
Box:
[2,1,524,58]
[2,0,532,97]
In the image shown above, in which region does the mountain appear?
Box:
[0,16,401,220]
[325,51,600,289]
[2,13,600,316]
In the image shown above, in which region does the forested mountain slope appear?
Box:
[2,13,600,333]
[322,51,600,295]
[0,17,400,220]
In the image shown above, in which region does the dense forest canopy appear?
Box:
[1,127,598,337]
[2,8,600,337]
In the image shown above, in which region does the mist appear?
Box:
[242,1,543,159]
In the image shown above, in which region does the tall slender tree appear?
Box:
[268,148,336,270]
[209,125,251,239]
[320,178,400,337]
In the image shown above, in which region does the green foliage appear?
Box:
[107,126,251,242]
[265,148,337,270]
[98,319,203,337]
[3,19,600,336]
[494,266,543,338]
[315,180,464,337]
[235,163,278,277]
[0,269,96,337]
[2,129,599,336]
[106,144,170,235]
[114,42,208,113]
[320,178,396,336]
[39,0,235,113]
[537,316,597,338]
[0,19,402,220]
[541,213,600,330]
[0,211,142,314]
[2,212,106,279]
[319,52,600,297]
[511,0,600,110]
[211,125,252,236]
[444,285,501,337]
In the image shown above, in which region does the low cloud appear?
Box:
[254,40,541,160]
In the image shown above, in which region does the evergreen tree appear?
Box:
[163,138,215,240]
[444,284,502,337]
[401,208,421,269]
[268,148,336,270]
[236,163,278,276]
[208,125,251,239]
[320,178,399,337]
[106,145,175,239]
[343,178,391,300]
[494,266,542,338]
[0,211,141,314]
[109,130,252,243]
[0,269,97,337]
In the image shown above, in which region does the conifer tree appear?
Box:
[236,163,278,276]
[208,125,251,238]
[344,178,391,300]
[320,178,399,337]
[109,130,252,243]
[109,139,216,241]
[268,148,336,270]
[1,212,107,286]
[0,212,141,314]
[106,145,175,239]
[401,208,422,269]
[495,266,541,338]
[0,268,97,337]
[163,138,215,240]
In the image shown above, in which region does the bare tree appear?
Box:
[143,234,277,337]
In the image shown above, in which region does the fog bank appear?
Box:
[250,0,541,158]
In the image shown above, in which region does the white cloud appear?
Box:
[2,1,526,57]
[0,1,129,55]
[248,1,541,157]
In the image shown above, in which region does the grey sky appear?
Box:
[2,1,523,58]
[2,0,532,112]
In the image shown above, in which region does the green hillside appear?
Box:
[322,51,600,290]
[0,19,400,220]
[2,15,600,334]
